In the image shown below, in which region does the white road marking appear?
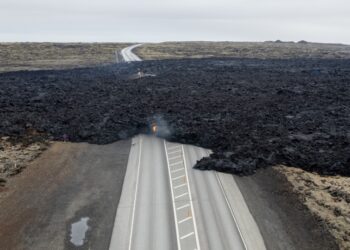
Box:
[181,232,195,240]
[165,141,201,250]
[172,175,185,181]
[178,216,192,224]
[127,136,143,250]
[110,135,265,250]
[174,183,187,189]
[172,167,185,173]
[177,204,190,210]
[169,155,182,161]
[182,145,201,250]
[168,146,181,151]
[164,140,182,250]
[168,150,182,155]
[215,172,248,250]
[170,161,183,166]
[175,192,189,199]
[164,141,200,250]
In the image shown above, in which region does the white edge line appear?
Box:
[164,141,182,250]
[182,145,201,250]
[128,136,143,250]
[215,171,248,250]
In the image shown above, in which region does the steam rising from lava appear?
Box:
[148,114,172,138]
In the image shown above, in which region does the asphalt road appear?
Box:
[109,135,265,250]
[120,44,142,62]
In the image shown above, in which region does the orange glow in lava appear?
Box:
[152,123,158,134]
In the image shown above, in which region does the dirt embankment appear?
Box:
[234,167,340,250]
[0,58,349,177]
[276,166,350,250]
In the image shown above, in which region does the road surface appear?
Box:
[109,135,266,250]
[120,44,142,62]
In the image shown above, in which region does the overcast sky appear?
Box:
[1,0,349,44]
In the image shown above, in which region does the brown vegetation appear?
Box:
[0,43,131,72]
[135,41,350,60]
[276,166,350,250]
[0,136,48,187]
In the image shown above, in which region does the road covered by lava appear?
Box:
[0,58,349,176]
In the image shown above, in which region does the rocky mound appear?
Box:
[0,58,349,176]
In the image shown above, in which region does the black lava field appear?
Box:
[1,58,349,176]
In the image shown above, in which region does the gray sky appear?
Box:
[1,0,349,44]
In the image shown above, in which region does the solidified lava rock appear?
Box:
[0,58,350,176]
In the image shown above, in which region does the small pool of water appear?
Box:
[70,217,90,246]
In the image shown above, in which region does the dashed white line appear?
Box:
[168,146,181,151]
[178,216,192,224]
[177,204,190,210]
[164,141,182,250]
[171,167,185,173]
[172,175,185,181]
[169,155,182,161]
[182,145,201,250]
[174,183,187,189]
[175,192,189,199]
[170,161,183,166]
[164,141,201,250]
[180,232,195,240]
[168,150,182,155]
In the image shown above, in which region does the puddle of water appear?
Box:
[70,217,90,246]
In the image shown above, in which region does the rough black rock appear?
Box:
[0,58,349,176]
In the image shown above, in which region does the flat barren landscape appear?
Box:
[135,41,350,60]
[1,42,349,249]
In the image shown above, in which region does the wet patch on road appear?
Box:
[70,217,90,247]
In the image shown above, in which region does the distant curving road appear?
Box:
[120,44,142,62]
[109,135,266,250]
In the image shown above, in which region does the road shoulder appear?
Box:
[0,140,131,250]
[234,167,339,250]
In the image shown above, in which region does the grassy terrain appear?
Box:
[2,42,349,73]
[135,41,350,60]
[276,166,350,249]
[0,43,131,72]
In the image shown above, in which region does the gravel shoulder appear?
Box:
[0,140,131,250]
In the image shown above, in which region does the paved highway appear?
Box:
[120,44,142,62]
[109,135,266,250]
